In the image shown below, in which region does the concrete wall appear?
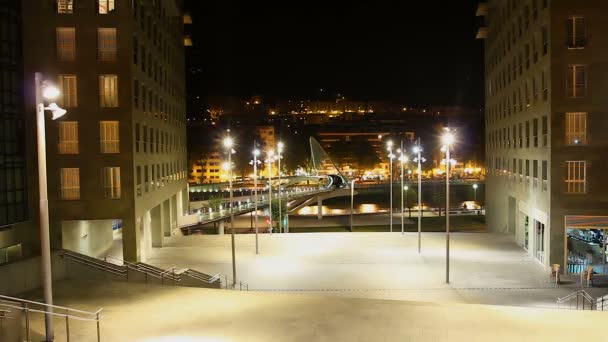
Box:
[0,252,66,296]
[61,220,114,258]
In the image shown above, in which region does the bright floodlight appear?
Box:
[441,132,455,146]
[223,137,233,148]
[404,186,409,191]
[268,149,275,157]
[412,146,421,154]
[399,155,408,163]
[222,162,230,170]
[277,142,284,151]
[42,85,60,100]
[473,184,478,189]
[386,140,393,148]
[253,149,260,156]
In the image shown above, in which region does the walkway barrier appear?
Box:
[557,290,596,311]
[0,294,103,342]
[58,250,249,290]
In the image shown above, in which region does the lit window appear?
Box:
[56,0,73,14]
[57,75,77,108]
[566,65,586,98]
[99,75,118,107]
[565,112,587,145]
[58,121,78,154]
[565,161,586,194]
[98,0,115,14]
[567,16,586,49]
[103,167,121,199]
[97,28,117,61]
[60,168,80,200]
[100,121,119,153]
[56,28,75,61]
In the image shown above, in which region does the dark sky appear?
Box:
[185,0,484,108]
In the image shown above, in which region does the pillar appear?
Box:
[317,196,323,220]
[151,205,163,248]
[162,199,171,237]
[122,216,140,262]
[218,221,225,235]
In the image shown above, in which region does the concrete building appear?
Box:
[189,152,222,183]
[479,1,608,273]
[21,0,189,262]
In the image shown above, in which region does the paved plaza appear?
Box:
[135,232,608,308]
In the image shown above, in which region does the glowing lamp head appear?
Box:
[473,184,478,189]
[222,162,230,170]
[404,186,409,191]
[45,102,67,120]
[441,132,455,146]
[386,140,393,148]
[253,149,260,156]
[42,84,60,100]
[412,146,421,154]
[223,137,233,149]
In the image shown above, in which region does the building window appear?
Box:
[565,161,586,194]
[97,28,117,61]
[98,0,115,14]
[567,16,586,49]
[132,35,138,64]
[542,27,548,55]
[566,65,586,98]
[60,168,80,200]
[565,112,587,145]
[533,160,539,188]
[136,166,142,196]
[100,121,119,153]
[135,123,140,152]
[142,125,148,152]
[533,118,539,147]
[144,165,149,192]
[56,27,75,61]
[525,121,530,148]
[103,167,121,199]
[99,75,118,107]
[57,75,77,108]
[56,0,73,14]
[541,116,548,147]
[542,161,548,191]
[58,121,78,154]
[133,79,139,109]
[541,70,548,101]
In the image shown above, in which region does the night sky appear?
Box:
[185,0,484,108]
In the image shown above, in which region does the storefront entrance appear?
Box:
[565,216,608,274]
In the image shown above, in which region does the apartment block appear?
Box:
[478,0,608,274]
[22,0,189,262]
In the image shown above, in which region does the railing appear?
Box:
[557,290,595,311]
[0,294,103,342]
[219,274,249,291]
[596,294,608,311]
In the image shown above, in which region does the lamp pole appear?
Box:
[277,142,284,233]
[387,141,394,232]
[441,130,455,284]
[473,183,478,202]
[414,139,423,253]
[399,141,405,235]
[224,137,236,285]
[350,179,355,232]
[404,186,409,218]
[267,151,274,234]
[252,147,260,254]
[35,73,68,341]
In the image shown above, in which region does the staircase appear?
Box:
[59,250,247,290]
[557,290,608,311]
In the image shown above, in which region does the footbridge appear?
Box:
[182,138,355,231]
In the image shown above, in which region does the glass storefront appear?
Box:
[567,228,608,274]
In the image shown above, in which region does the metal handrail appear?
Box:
[557,290,595,310]
[61,251,126,276]
[0,294,103,341]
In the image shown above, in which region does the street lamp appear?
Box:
[404,185,410,218]
[473,183,478,202]
[277,142,284,233]
[36,74,68,341]
[398,143,408,235]
[441,129,456,284]
[386,140,395,232]
[266,150,275,234]
[223,136,237,285]
[250,146,261,254]
[413,139,426,253]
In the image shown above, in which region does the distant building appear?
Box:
[479,1,608,273]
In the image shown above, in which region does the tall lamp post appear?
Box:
[398,143,408,234]
[473,183,478,202]
[413,140,425,253]
[266,150,275,234]
[404,185,410,218]
[223,137,237,285]
[250,146,261,254]
[36,73,68,341]
[441,129,456,284]
[387,140,395,232]
[277,142,284,233]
